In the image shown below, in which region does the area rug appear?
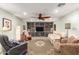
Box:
[27,39,54,55]
[35,40,45,47]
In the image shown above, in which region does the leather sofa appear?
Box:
[48,31,79,55]
[53,37,79,55]
[60,43,79,55]
[48,33,61,44]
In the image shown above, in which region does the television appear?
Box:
[36,27,44,32]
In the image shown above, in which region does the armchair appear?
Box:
[7,42,27,55]
[0,35,27,55]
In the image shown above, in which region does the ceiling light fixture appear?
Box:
[53,9,59,14]
[23,12,27,15]
[55,9,59,13]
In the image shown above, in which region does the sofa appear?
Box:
[53,36,79,55]
[48,32,62,45]
[48,31,79,55]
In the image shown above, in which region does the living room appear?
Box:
[0,3,79,55]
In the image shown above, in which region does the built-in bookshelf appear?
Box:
[27,22,53,37]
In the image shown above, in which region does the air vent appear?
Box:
[58,3,66,7]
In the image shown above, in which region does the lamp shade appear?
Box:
[65,23,71,29]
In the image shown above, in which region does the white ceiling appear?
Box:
[0,3,79,20]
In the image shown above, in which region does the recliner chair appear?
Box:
[7,42,27,55]
[0,35,27,55]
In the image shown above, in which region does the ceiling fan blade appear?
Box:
[42,16,51,18]
[31,17,38,18]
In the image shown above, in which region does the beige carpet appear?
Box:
[27,39,54,55]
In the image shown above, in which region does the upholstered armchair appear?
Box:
[7,42,27,55]
[0,35,27,55]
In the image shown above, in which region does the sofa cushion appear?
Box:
[53,42,60,50]
[73,40,79,43]
[67,36,76,43]
[61,39,67,43]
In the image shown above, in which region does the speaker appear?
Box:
[65,23,71,29]
[54,24,56,31]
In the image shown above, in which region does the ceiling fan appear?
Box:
[32,13,51,20]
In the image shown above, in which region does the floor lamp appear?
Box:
[65,23,71,38]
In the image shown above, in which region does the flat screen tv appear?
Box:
[36,27,44,32]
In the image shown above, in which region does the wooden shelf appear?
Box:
[27,22,53,37]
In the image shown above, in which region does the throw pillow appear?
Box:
[61,39,67,43]
[67,36,76,43]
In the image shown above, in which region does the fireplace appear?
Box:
[36,27,44,32]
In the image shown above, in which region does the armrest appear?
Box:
[7,42,27,55]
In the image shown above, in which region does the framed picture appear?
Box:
[2,18,12,31]
[54,24,56,31]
